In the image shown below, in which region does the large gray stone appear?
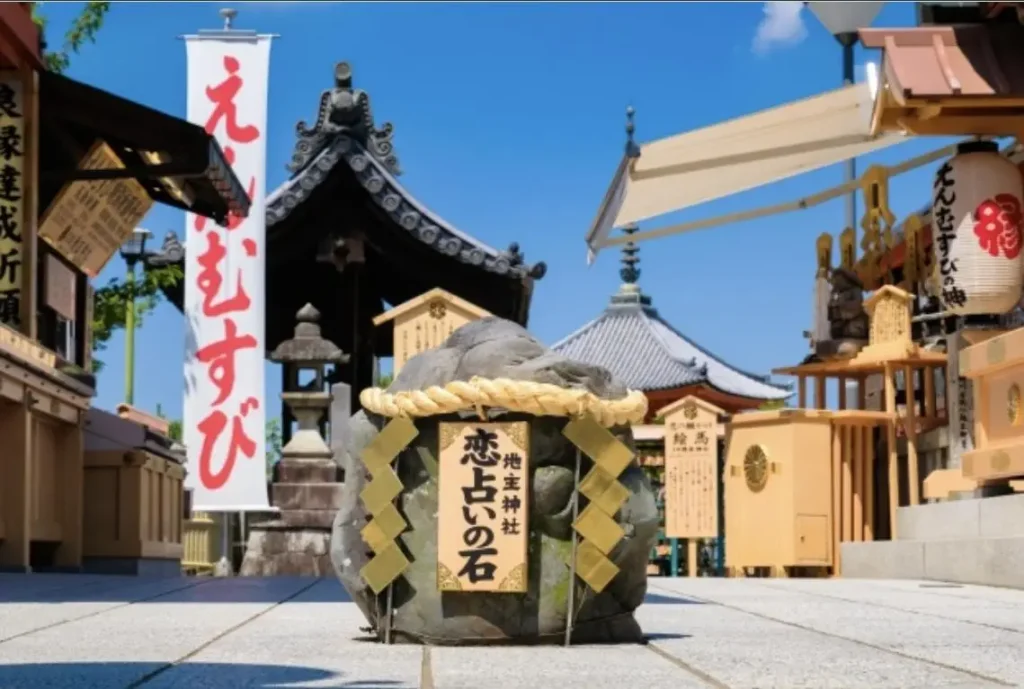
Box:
[330,317,658,644]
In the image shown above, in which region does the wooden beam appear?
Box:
[838,376,847,410]
[884,364,899,538]
[832,424,842,572]
[842,425,853,544]
[798,375,806,408]
[815,375,827,410]
[924,365,936,419]
[865,425,875,542]
[853,425,865,541]
[0,399,32,570]
[905,365,920,507]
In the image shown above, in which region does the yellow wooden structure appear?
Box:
[724,409,890,576]
[182,512,218,574]
[83,448,185,567]
[774,285,947,541]
[0,324,92,571]
[372,287,492,376]
[959,327,1024,485]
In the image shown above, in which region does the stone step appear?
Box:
[841,536,1024,589]
[272,483,345,511]
[275,460,341,483]
[896,493,1024,542]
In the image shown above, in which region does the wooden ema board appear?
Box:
[660,396,720,539]
[37,140,153,278]
[436,422,529,592]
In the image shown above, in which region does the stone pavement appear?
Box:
[1,574,1023,688]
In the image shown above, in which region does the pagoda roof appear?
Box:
[551,228,791,401]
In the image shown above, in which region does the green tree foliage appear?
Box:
[32,2,183,372]
[758,398,787,411]
[32,2,111,74]
[375,372,394,389]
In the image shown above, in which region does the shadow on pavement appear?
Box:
[644,592,704,605]
[0,576,352,604]
[0,662,408,689]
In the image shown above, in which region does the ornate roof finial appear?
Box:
[625,105,640,159]
[288,61,400,177]
[619,224,640,285]
[219,8,237,31]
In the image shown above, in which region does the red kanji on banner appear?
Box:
[196,231,251,317]
[205,55,260,143]
[196,318,258,407]
[197,397,260,491]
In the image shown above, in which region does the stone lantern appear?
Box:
[273,303,349,463]
[240,304,349,576]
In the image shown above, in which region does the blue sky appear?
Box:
[40,1,947,420]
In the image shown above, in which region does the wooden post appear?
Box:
[670,538,680,577]
[838,377,847,410]
[815,375,827,410]
[841,425,853,544]
[923,365,936,420]
[864,425,875,542]
[853,423,865,541]
[798,375,807,408]
[831,422,842,573]
[687,539,698,577]
[0,400,32,571]
[884,364,899,539]
[54,419,84,568]
[905,365,920,507]
[857,375,868,410]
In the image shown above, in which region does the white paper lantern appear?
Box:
[932,141,1024,315]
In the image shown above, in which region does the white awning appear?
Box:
[586,77,909,259]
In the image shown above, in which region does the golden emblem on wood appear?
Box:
[563,415,634,593]
[743,444,769,494]
[1009,384,1022,426]
[358,417,419,595]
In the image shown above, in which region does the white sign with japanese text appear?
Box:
[183,34,272,511]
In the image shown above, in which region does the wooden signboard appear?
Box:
[373,288,492,377]
[38,140,153,278]
[0,72,25,329]
[659,396,722,539]
[44,253,76,321]
[437,421,529,593]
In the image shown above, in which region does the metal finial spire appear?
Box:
[220,7,238,31]
[625,105,640,159]
[619,224,641,285]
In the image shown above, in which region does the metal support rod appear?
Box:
[384,584,394,644]
[124,260,136,406]
[564,446,582,647]
[841,37,857,235]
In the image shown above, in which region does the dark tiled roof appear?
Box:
[552,229,790,400]
[265,62,545,281]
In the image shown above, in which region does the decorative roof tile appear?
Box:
[552,227,790,400]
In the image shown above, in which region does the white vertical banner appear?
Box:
[183,33,272,511]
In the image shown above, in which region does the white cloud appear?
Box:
[752,2,808,55]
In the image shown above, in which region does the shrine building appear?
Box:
[147,62,546,422]
[551,226,791,420]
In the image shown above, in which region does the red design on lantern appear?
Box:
[974,193,1024,260]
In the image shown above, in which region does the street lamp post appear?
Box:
[119,228,153,406]
[806,2,886,232]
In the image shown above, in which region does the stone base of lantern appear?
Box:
[239,460,343,577]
